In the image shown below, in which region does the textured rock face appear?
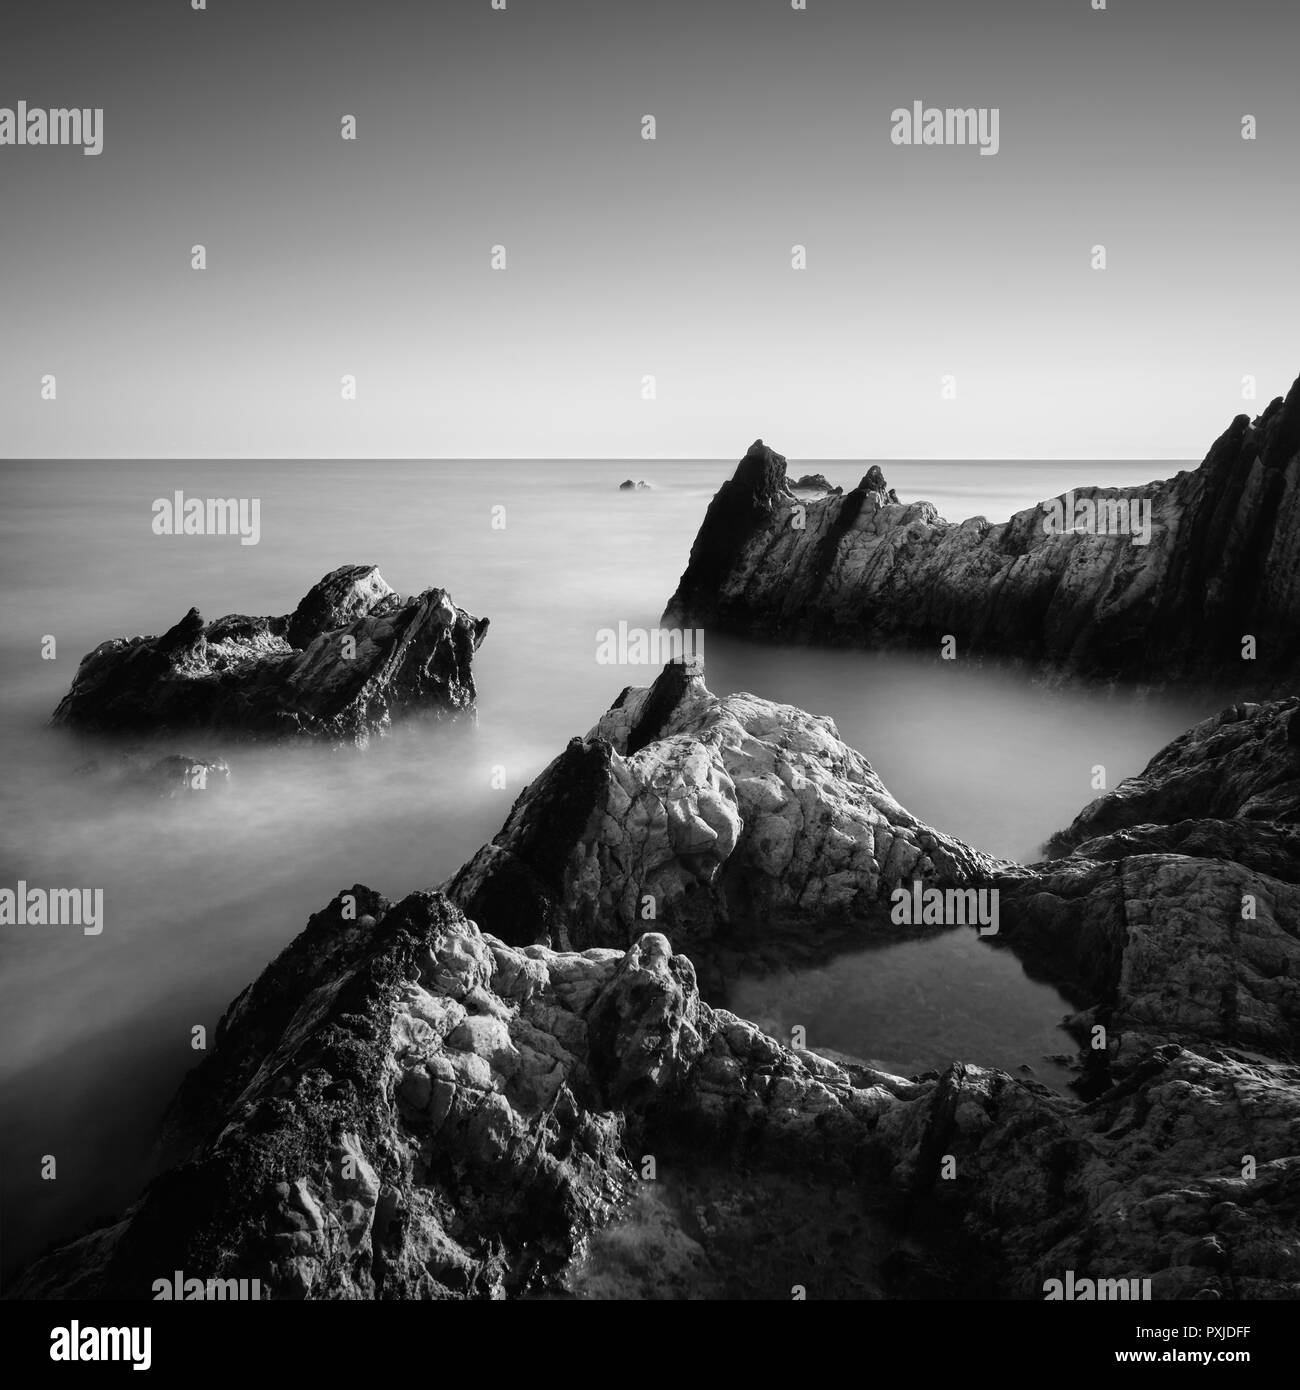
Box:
[448,658,1002,973]
[1045,698,1300,856]
[8,889,913,1300]
[12,678,1300,1299]
[51,565,489,746]
[13,886,1298,1300]
[665,379,1300,682]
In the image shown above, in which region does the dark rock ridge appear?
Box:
[12,672,1300,1298]
[665,378,1300,681]
[51,565,489,747]
[619,479,652,491]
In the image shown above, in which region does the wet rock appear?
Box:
[51,565,489,747]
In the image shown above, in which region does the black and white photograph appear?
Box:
[1,0,1296,1369]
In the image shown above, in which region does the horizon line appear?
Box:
[0,454,1204,464]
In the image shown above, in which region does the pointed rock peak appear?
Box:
[859,465,889,493]
[1262,370,1300,471]
[286,564,396,648]
[733,439,789,504]
[625,657,708,756]
[158,607,206,654]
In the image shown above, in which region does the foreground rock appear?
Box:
[52,565,489,746]
[12,673,1300,1299]
[13,883,1298,1299]
[664,375,1300,682]
[8,890,924,1299]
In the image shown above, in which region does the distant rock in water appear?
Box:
[51,565,489,746]
[76,752,232,798]
[619,479,652,490]
[664,377,1300,682]
[791,472,843,496]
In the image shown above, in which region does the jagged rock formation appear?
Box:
[664,376,1300,682]
[618,479,652,491]
[12,671,1300,1299]
[8,889,924,1300]
[51,565,489,746]
[448,658,1001,980]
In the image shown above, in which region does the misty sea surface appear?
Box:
[0,456,1227,1282]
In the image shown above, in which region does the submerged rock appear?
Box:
[51,565,489,747]
[664,378,1300,682]
[619,479,652,491]
[76,752,233,798]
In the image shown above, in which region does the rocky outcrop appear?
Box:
[8,888,923,1300]
[664,377,1300,682]
[619,479,652,491]
[52,565,489,747]
[12,671,1300,1299]
[13,882,1299,1300]
[448,658,1002,981]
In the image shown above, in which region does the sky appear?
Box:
[0,0,1296,459]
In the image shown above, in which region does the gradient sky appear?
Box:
[0,0,1296,459]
